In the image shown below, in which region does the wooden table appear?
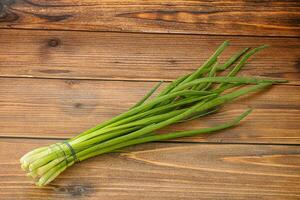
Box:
[0,1,299,199]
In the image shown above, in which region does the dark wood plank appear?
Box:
[0,77,299,144]
[1,139,299,199]
[0,0,299,36]
[0,29,299,84]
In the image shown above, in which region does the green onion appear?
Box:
[79,108,253,161]
[131,81,163,108]
[20,41,287,186]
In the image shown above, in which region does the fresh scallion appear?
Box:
[20,41,287,186]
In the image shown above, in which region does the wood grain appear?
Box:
[1,1,299,199]
[0,77,299,144]
[0,29,299,84]
[0,139,299,199]
[0,0,299,36]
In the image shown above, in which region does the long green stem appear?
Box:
[78,109,252,161]
[131,81,163,108]
[218,45,268,90]
[71,89,210,141]
[20,41,288,187]
[219,48,250,70]
[195,61,219,91]
[173,76,284,92]
[158,74,190,97]
[74,83,270,158]
[105,94,216,129]
[179,41,229,86]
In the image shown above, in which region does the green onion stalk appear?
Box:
[20,41,287,186]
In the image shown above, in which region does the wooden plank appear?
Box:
[0,77,299,144]
[0,29,299,84]
[0,0,299,37]
[0,139,299,199]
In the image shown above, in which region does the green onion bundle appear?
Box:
[20,41,287,186]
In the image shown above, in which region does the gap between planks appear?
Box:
[1,76,298,87]
[1,27,300,39]
[0,75,174,83]
[0,77,299,144]
[0,0,299,37]
[1,28,299,85]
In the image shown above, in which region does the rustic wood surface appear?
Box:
[0,0,299,36]
[1,139,300,199]
[0,77,299,144]
[0,0,299,199]
[0,29,299,84]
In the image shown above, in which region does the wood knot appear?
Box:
[53,184,92,197]
[65,80,80,86]
[59,88,98,116]
[48,38,60,47]
[168,59,177,64]
[0,0,19,23]
[0,0,15,7]
[74,102,83,109]
[69,185,88,197]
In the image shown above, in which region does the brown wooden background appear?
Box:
[0,0,299,199]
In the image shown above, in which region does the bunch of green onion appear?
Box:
[20,41,287,186]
